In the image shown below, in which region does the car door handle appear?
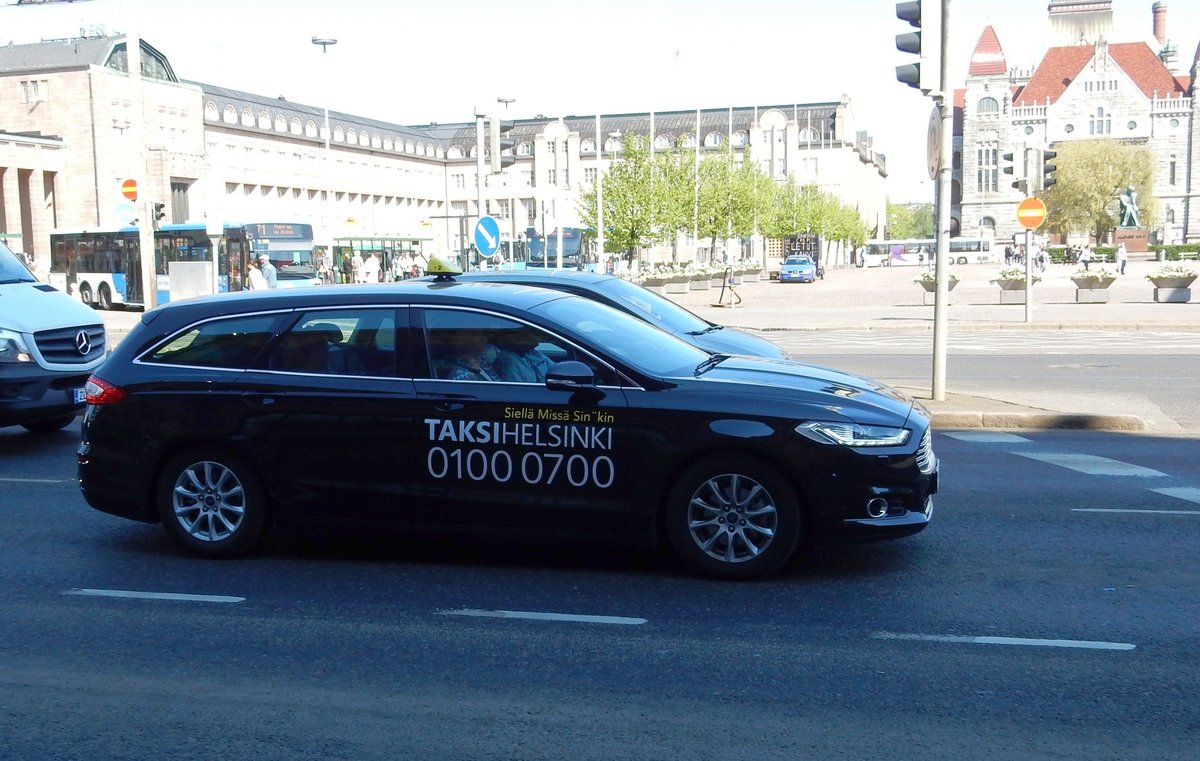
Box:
[435,402,465,412]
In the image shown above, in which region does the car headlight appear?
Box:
[795,421,910,447]
[0,328,34,364]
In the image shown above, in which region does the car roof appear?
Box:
[450,269,618,287]
[141,280,571,327]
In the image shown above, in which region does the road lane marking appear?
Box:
[943,432,1032,443]
[65,589,245,603]
[1015,452,1166,477]
[1074,508,1200,515]
[0,477,74,484]
[437,608,646,626]
[1150,487,1200,505]
[873,632,1135,651]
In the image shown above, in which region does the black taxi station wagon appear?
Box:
[79,263,938,580]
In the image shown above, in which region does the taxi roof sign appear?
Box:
[1016,197,1048,230]
[426,255,463,280]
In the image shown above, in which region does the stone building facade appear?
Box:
[952,1,1199,246]
[0,35,888,273]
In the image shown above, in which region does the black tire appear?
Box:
[665,455,801,580]
[78,283,93,305]
[156,449,268,558]
[97,284,113,310]
[21,415,76,434]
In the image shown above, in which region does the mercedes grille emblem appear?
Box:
[75,330,92,355]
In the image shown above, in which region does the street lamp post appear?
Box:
[311,36,337,264]
[595,114,603,264]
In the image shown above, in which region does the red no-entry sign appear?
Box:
[121,179,138,201]
[1017,196,1047,230]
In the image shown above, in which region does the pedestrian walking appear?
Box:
[247,258,268,291]
[257,253,278,288]
[1116,243,1128,275]
[1078,245,1093,271]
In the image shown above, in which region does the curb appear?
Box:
[930,412,1147,431]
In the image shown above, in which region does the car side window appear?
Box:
[420,309,618,385]
[267,309,398,376]
[143,314,279,369]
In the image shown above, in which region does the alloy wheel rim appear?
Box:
[686,474,777,563]
[172,461,246,542]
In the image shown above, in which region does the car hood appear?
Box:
[0,282,100,333]
[687,327,788,359]
[670,356,916,427]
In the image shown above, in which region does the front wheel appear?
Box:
[156,449,268,558]
[665,456,801,580]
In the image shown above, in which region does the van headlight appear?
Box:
[0,329,34,364]
[796,421,910,447]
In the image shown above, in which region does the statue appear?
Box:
[1118,185,1140,228]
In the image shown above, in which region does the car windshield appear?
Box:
[0,240,36,284]
[785,256,812,265]
[532,294,709,377]
[593,276,712,335]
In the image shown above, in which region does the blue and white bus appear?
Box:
[860,236,997,267]
[50,222,318,308]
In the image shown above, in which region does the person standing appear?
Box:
[1116,242,1128,275]
[247,258,268,291]
[1078,245,1093,271]
[257,253,278,288]
[351,250,364,283]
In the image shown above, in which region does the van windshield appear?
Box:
[0,240,37,284]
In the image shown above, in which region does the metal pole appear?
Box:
[596,113,604,261]
[556,120,563,269]
[931,0,952,401]
[1024,147,1035,323]
[312,37,337,262]
[475,112,485,271]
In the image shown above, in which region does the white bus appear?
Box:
[860,237,997,267]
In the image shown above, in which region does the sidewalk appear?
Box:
[94,255,1197,432]
[672,255,1195,432]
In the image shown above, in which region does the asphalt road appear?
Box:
[2,421,1198,760]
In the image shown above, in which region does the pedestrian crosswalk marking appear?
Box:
[1015,452,1166,477]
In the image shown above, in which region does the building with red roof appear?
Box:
[953,1,1197,246]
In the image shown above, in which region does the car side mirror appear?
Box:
[545,360,595,392]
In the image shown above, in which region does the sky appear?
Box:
[3,0,1197,203]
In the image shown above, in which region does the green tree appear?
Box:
[887,202,933,239]
[577,132,655,260]
[1043,139,1156,240]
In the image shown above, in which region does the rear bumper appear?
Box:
[0,370,89,427]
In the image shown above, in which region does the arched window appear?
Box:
[425,144,435,157]
[274,114,287,131]
[980,216,996,231]
[679,133,696,148]
[347,128,357,144]
[517,141,533,156]
[604,136,622,152]
[580,138,595,153]
[704,131,722,148]
[241,108,255,127]
[333,126,345,142]
[447,145,464,159]
[799,127,818,143]
[290,117,302,135]
[371,134,381,148]
[653,134,671,150]
[204,101,219,120]
[223,105,238,124]
[731,130,748,147]
[405,140,415,154]
[1089,108,1111,135]
[383,137,393,151]
[305,120,318,138]
[976,97,1000,114]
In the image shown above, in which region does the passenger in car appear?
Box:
[492,327,553,383]
[310,322,368,375]
[271,331,329,373]
[433,330,500,382]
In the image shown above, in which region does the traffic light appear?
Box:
[488,118,516,174]
[1002,148,1027,193]
[895,1,943,94]
[151,202,166,230]
[1040,150,1058,191]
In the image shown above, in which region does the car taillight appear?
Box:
[85,375,126,405]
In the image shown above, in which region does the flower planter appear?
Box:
[1148,276,1197,290]
[1153,287,1191,303]
[993,279,1029,304]
[1072,277,1115,303]
[994,279,1028,291]
[642,280,668,295]
[916,279,958,306]
[690,277,712,291]
[664,278,690,295]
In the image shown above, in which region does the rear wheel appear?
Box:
[97,284,113,310]
[665,455,801,580]
[21,415,76,434]
[156,449,268,558]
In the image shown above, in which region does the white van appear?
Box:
[0,239,107,433]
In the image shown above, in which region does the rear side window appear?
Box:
[266,308,399,376]
[143,314,278,369]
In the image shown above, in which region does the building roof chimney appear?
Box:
[1152,1,1167,46]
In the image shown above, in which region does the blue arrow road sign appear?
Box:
[474,215,501,256]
